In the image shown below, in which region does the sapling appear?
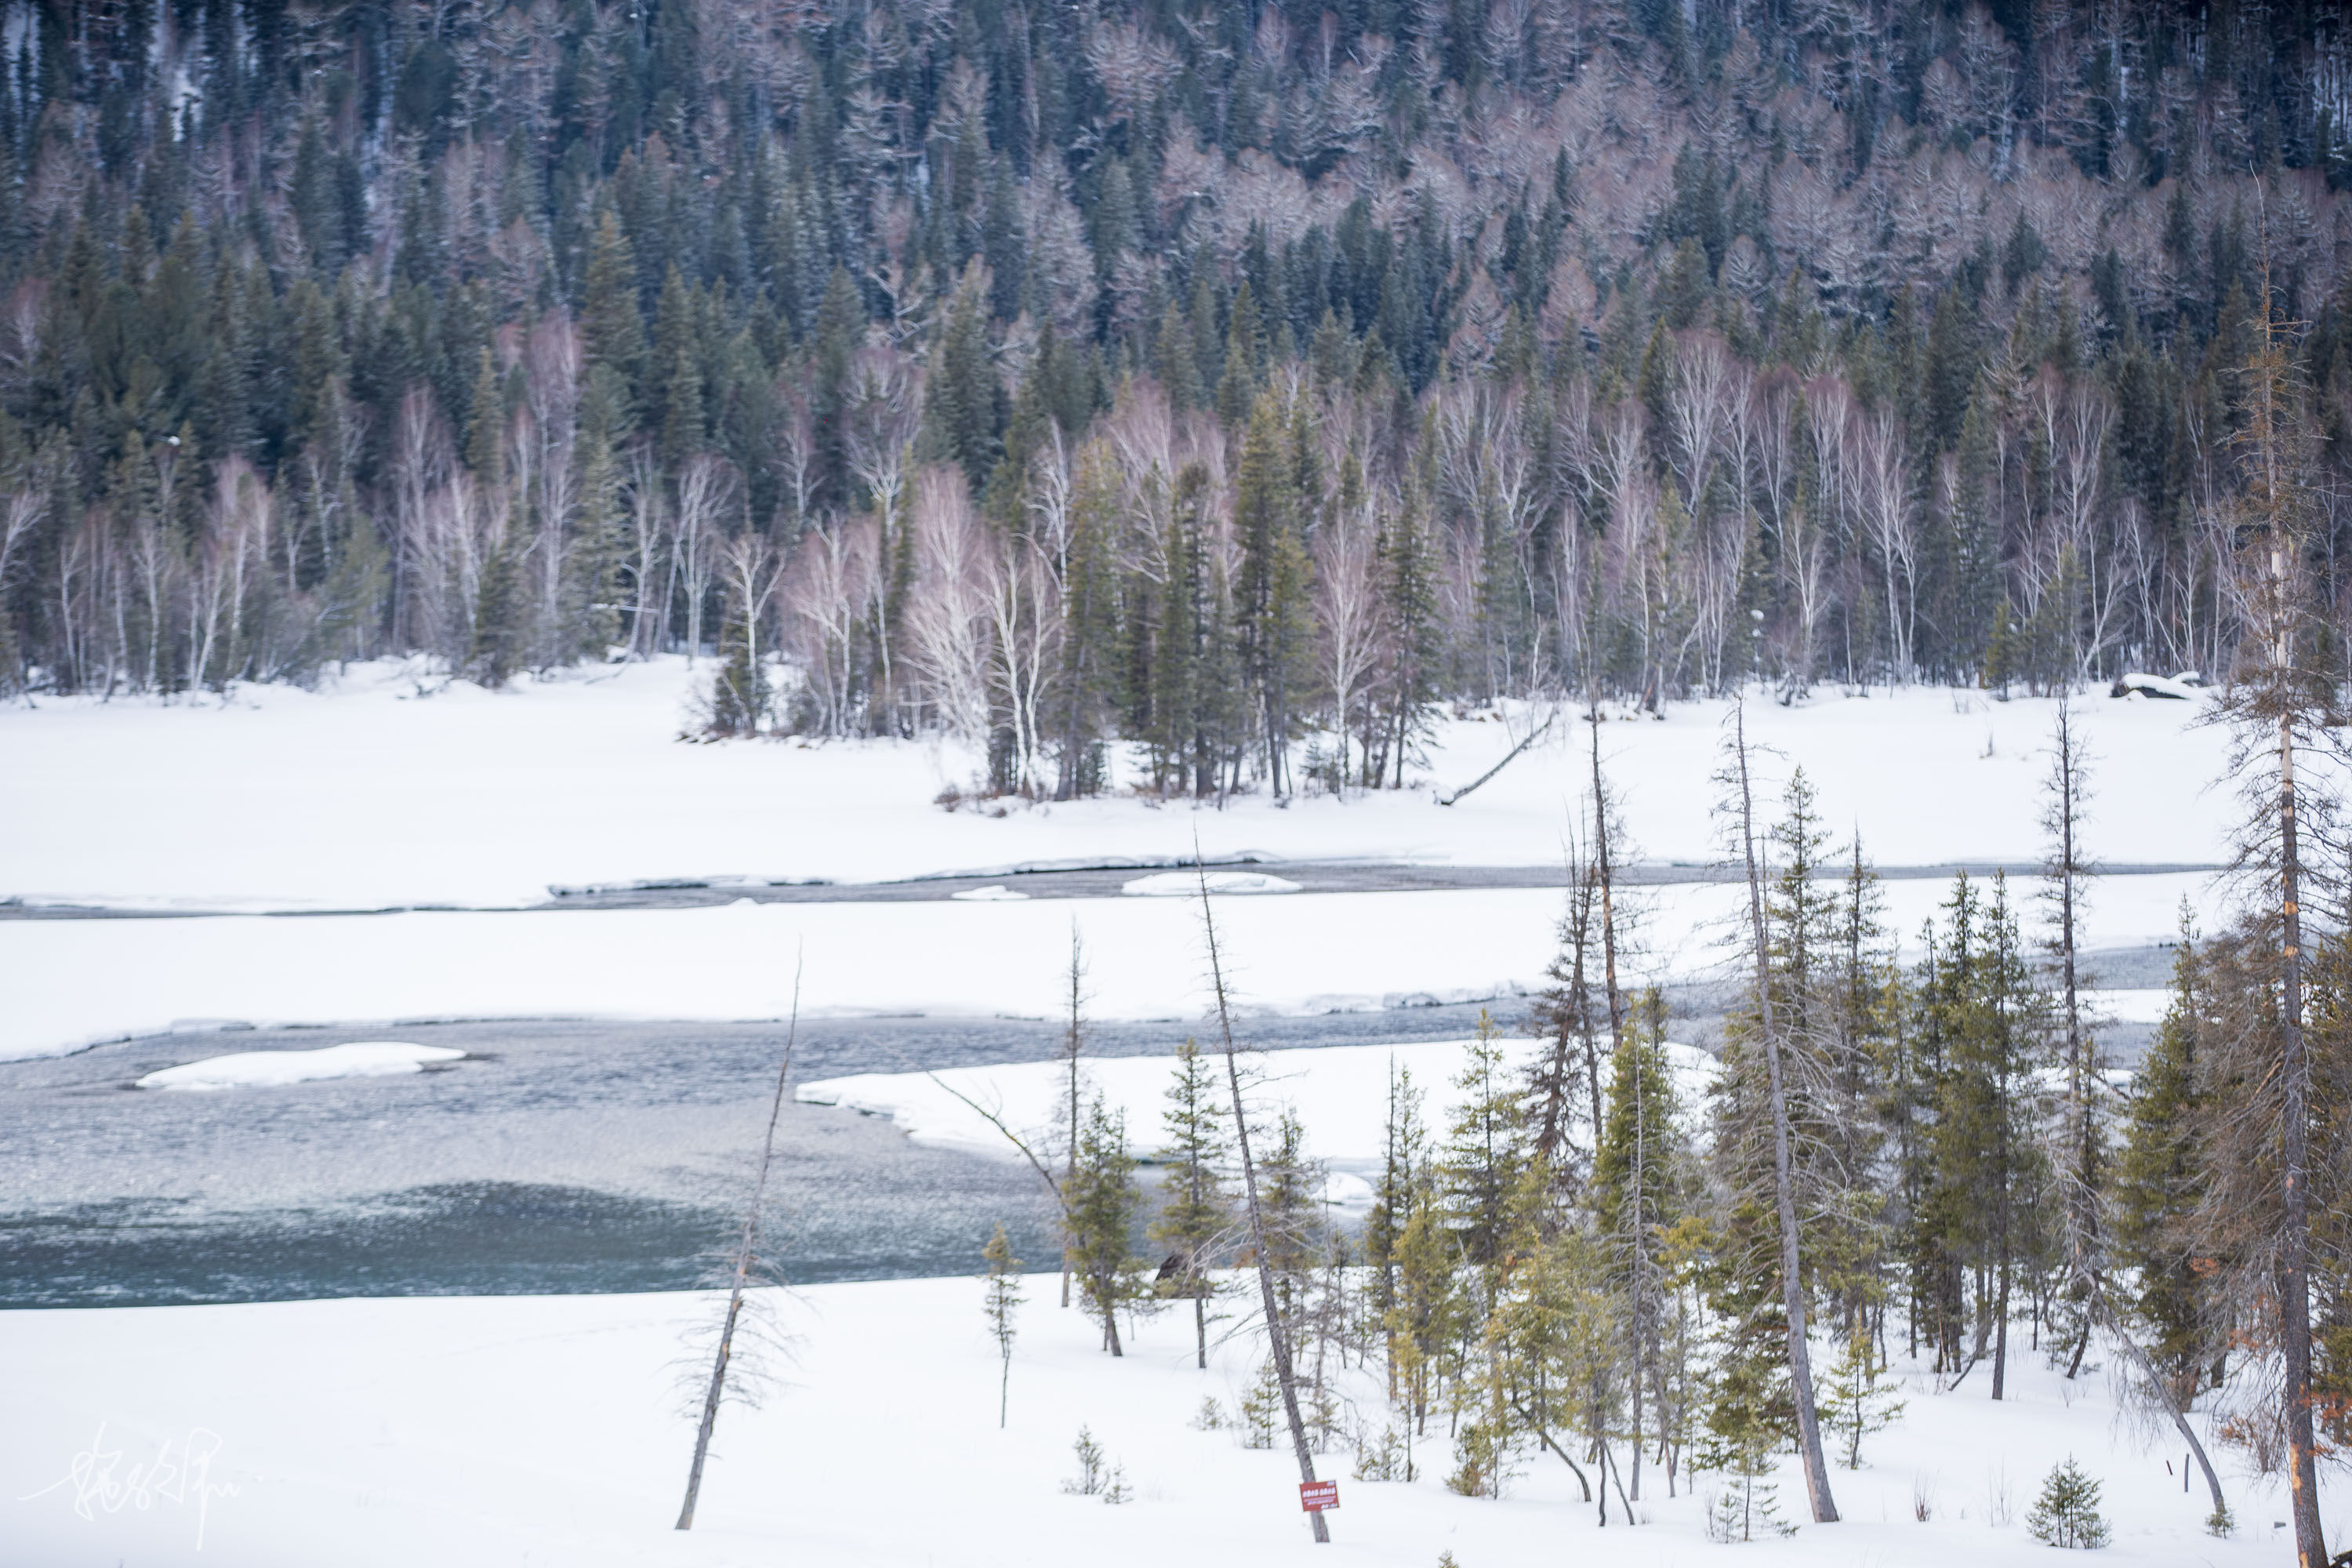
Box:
[982,1222,1023,1428]
[2024,1457,2111,1548]
[1063,1426,1127,1501]
[1818,1327,1906,1468]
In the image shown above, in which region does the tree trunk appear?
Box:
[1199,862,1330,1544]
[2278,634,2325,1566]
[1730,702,1839,1523]
[677,959,802,1531]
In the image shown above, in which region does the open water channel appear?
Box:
[0,1004,1532,1307]
[0,894,2172,1308]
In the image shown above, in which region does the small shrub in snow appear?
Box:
[1352,1425,1411,1482]
[2024,1457,2111,1548]
[1702,1465,1795,1542]
[1062,1428,1109,1496]
[1986,1463,2016,1528]
[1444,1419,1507,1499]
[1239,1360,1281,1449]
[1099,1464,1131,1504]
[1189,1396,1225,1432]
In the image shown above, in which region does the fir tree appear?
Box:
[2112,915,2214,1392]
[2025,1457,2112,1548]
[1065,1094,1145,1356]
[982,1222,1024,1428]
[1151,1039,1231,1369]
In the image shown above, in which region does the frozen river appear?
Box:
[0,1004,1527,1307]
[0,937,2171,1308]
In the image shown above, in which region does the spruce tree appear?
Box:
[1232,390,1310,794]
[1065,1094,1144,1356]
[579,210,647,408]
[1151,1039,1231,1369]
[2024,1457,2111,1549]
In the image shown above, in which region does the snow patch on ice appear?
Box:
[136,1040,465,1091]
[950,884,1031,901]
[1121,871,1302,896]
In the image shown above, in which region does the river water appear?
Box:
[0,1004,1526,1307]
[2,935,2169,1308]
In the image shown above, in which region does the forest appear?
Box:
[1029,716,2348,1548]
[0,0,2343,1555]
[0,0,2345,796]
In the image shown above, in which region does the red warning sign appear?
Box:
[1299,1479,1339,1512]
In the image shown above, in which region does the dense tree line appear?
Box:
[0,0,2349,797]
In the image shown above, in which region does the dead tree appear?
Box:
[1197,858,1330,1544]
[1726,701,1839,1524]
[676,956,803,1532]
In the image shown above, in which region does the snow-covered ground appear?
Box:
[3,1274,2325,1567]
[0,874,2211,1062]
[1,657,2240,912]
[2,662,2299,1565]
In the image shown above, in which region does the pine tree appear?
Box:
[1443,1010,1531,1272]
[2113,916,2215,1392]
[648,264,705,470]
[1365,1059,1428,1377]
[471,530,524,687]
[1817,1323,1905,1468]
[1065,1094,1144,1356]
[1592,986,1686,1497]
[2044,696,2103,1378]
[1232,390,1310,794]
[1526,857,1605,1185]
[1372,471,1441,788]
[1151,1039,1231,1369]
[1051,441,1118,799]
[2024,1457,2112,1548]
[1259,1109,1325,1343]
[982,1222,1024,1428]
[924,275,1002,490]
[579,210,647,410]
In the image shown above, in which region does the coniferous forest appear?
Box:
[0,1,2347,795]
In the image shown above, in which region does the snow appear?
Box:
[2114,671,2204,701]
[0,1276,2326,1567]
[800,1037,1721,1178]
[1122,871,1303,896]
[0,661,2322,1564]
[0,658,2248,913]
[134,1041,464,1091]
[0,874,2216,1062]
[2085,989,2174,1025]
